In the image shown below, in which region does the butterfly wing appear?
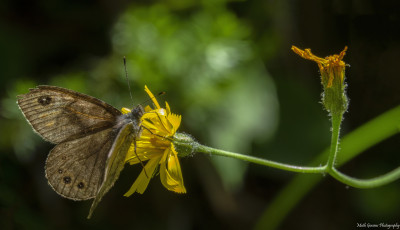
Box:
[45,128,117,200]
[17,86,123,200]
[17,85,121,144]
[87,122,135,218]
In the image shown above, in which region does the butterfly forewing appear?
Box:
[17,85,122,144]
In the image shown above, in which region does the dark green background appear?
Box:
[1,0,399,229]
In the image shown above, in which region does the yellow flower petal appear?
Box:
[121,107,131,114]
[144,105,152,112]
[141,118,160,131]
[125,136,169,164]
[144,85,160,109]
[165,102,171,114]
[160,145,186,193]
[291,46,327,65]
[125,148,161,164]
[124,157,161,196]
[167,113,181,135]
[142,109,171,134]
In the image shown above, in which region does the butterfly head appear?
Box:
[129,105,145,120]
[115,105,144,131]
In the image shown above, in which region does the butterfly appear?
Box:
[17,85,144,218]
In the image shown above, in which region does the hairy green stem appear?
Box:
[173,106,400,230]
[326,113,343,170]
[255,105,400,230]
[330,167,400,188]
[196,145,326,173]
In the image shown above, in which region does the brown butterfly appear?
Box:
[17,85,144,218]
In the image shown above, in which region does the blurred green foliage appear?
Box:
[107,4,279,190]
[1,0,400,229]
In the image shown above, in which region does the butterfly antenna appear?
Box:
[139,91,166,108]
[123,56,135,108]
[124,57,149,177]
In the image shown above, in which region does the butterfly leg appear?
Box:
[133,137,149,178]
[141,125,172,142]
[141,112,173,141]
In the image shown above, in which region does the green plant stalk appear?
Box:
[192,108,400,189]
[330,167,400,188]
[324,111,400,188]
[173,105,400,230]
[255,105,400,230]
[326,112,343,170]
[195,145,326,173]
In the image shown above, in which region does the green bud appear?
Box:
[173,132,199,157]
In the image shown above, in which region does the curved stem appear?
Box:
[195,144,326,173]
[329,167,400,188]
[255,105,400,230]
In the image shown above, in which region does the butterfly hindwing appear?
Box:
[45,127,117,200]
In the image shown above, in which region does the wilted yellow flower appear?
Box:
[292,46,347,88]
[122,86,186,196]
[292,45,349,115]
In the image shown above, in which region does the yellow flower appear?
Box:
[292,45,349,115]
[291,46,347,88]
[122,86,186,196]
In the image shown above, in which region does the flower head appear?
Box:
[292,45,349,115]
[122,86,186,196]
